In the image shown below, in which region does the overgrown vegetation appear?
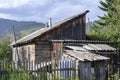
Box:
[111,74,119,80]
[88,0,120,48]
[1,70,33,80]
[0,36,12,61]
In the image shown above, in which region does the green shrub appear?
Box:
[111,73,119,80]
[1,70,33,80]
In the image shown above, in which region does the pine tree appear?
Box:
[94,0,114,26]
[88,0,120,48]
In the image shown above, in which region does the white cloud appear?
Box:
[0,0,104,22]
[0,13,44,23]
[44,2,87,22]
[27,0,53,8]
[12,0,29,8]
[0,3,10,8]
[0,0,29,8]
[0,0,54,8]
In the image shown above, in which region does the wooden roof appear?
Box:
[11,10,89,46]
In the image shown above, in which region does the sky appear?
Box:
[0,0,105,23]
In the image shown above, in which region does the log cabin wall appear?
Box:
[35,41,53,61]
[12,46,27,61]
[12,41,63,62]
[52,42,63,59]
[12,44,35,62]
[28,44,35,61]
[39,16,86,40]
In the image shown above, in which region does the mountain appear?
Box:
[0,18,45,37]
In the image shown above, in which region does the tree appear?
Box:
[88,0,120,48]
[0,36,12,61]
[94,0,114,26]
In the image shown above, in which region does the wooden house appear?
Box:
[10,10,117,80]
[11,10,89,62]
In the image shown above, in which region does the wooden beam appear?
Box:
[107,53,110,80]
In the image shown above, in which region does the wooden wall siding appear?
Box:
[94,61,106,80]
[35,41,53,61]
[20,46,28,61]
[52,42,63,59]
[82,16,86,39]
[78,61,92,80]
[13,48,18,61]
[12,44,35,62]
[29,44,35,61]
[13,46,27,61]
[37,16,86,41]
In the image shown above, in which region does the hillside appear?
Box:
[0,18,45,37]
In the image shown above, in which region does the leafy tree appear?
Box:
[0,36,12,61]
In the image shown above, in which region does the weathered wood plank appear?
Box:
[36,15,85,40]
[35,41,52,61]
[94,61,106,80]
[78,61,92,80]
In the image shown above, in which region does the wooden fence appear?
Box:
[0,59,79,80]
[0,60,119,80]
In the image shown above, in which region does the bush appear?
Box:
[1,70,33,80]
[111,73,119,80]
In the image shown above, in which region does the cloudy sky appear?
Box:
[0,0,104,23]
